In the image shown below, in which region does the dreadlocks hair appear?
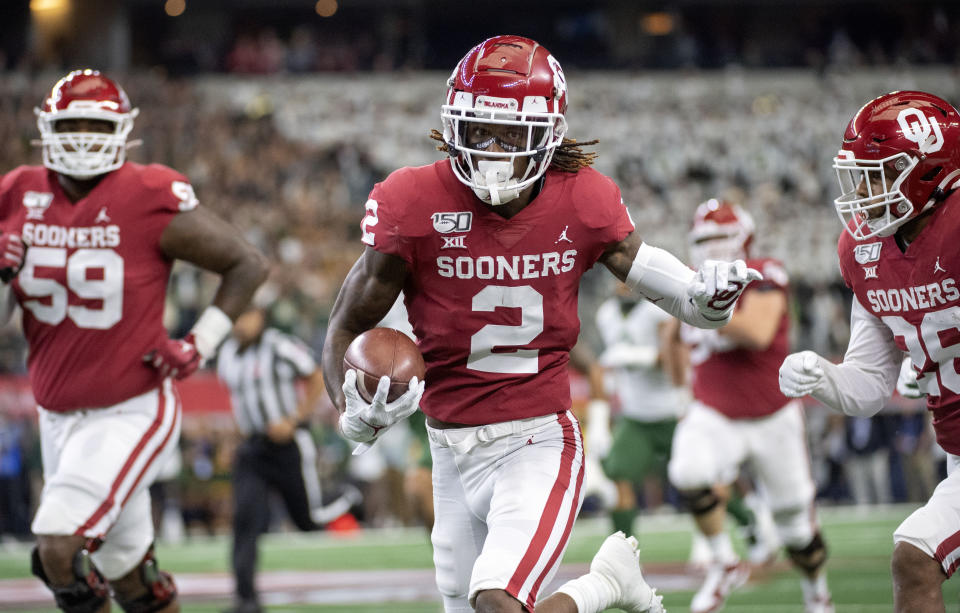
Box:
[429,129,598,172]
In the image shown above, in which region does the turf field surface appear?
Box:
[0,504,951,612]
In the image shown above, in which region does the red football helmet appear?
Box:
[441,35,568,205]
[833,90,960,239]
[688,198,755,267]
[35,69,138,179]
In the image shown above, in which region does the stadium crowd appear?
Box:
[0,64,948,539]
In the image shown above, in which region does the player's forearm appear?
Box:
[322,249,410,411]
[625,243,728,329]
[809,300,901,416]
[207,249,270,319]
[809,359,896,417]
[718,317,775,350]
[160,208,269,320]
[659,319,687,386]
[321,328,355,412]
[718,290,785,350]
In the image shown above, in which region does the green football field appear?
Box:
[2,504,958,612]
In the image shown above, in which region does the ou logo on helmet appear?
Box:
[898,107,944,154]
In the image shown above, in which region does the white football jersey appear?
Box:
[595,297,687,421]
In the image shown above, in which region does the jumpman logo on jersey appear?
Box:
[935,257,947,274]
[555,225,573,244]
[95,207,111,223]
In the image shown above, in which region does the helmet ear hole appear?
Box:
[920,166,942,182]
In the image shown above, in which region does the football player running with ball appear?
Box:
[0,70,268,612]
[779,90,960,613]
[322,35,759,613]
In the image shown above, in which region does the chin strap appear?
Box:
[927,169,960,205]
[472,160,520,205]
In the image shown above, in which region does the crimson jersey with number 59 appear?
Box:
[0,162,198,412]
[838,193,960,454]
[362,161,634,425]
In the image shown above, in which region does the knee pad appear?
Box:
[31,543,109,613]
[786,532,828,575]
[683,488,720,516]
[114,546,178,613]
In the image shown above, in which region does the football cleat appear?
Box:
[689,560,750,613]
[804,594,836,613]
[591,531,666,613]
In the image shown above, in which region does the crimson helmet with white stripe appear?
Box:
[441,35,568,205]
[35,69,139,179]
[688,199,755,268]
[833,90,960,240]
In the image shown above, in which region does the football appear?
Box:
[343,327,426,403]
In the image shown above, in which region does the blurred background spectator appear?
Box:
[0,0,955,536]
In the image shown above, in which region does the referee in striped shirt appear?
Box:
[217,304,357,613]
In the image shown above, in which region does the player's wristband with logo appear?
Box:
[190,306,232,360]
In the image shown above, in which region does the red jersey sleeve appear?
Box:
[0,171,13,218]
[569,168,635,266]
[0,167,33,230]
[135,164,200,242]
[361,167,418,263]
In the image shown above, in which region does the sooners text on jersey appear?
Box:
[839,193,960,454]
[0,162,197,411]
[362,161,634,424]
[683,257,791,419]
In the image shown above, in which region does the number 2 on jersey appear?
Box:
[19,247,123,329]
[467,285,544,374]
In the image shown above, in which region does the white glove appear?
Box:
[687,259,763,322]
[778,351,826,398]
[339,369,424,443]
[896,356,924,399]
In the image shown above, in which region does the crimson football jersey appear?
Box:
[838,193,960,454]
[362,161,634,425]
[683,257,791,419]
[0,163,198,411]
